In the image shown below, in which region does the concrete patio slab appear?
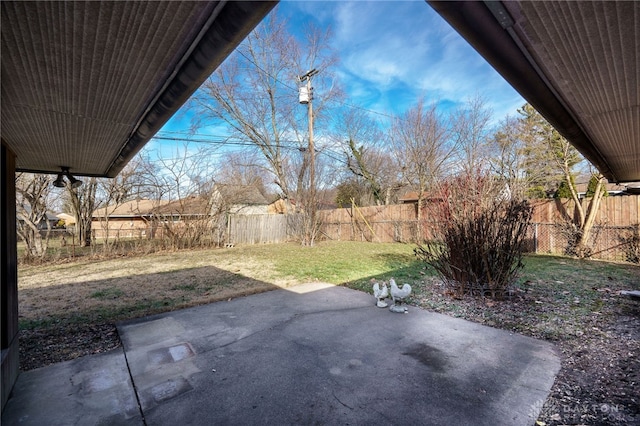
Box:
[118,283,560,425]
[2,283,560,425]
[1,348,142,425]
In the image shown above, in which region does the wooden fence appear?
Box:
[315,196,640,262]
[79,195,640,261]
[531,196,640,225]
[228,214,291,245]
[319,204,418,243]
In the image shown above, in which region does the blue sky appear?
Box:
[155,1,525,150]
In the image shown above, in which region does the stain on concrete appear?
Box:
[402,343,448,373]
[151,377,193,403]
[147,343,195,366]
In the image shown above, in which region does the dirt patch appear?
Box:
[20,324,121,371]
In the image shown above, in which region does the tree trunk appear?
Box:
[575,175,605,258]
[77,217,92,247]
[15,174,53,258]
[69,177,97,247]
[416,193,424,243]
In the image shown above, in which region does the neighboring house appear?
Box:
[397,191,449,222]
[212,184,270,215]
[91,199,169,239]
[398,191,427,204]
[16,206,59,230]
[91,187,270,239]
[398,191,444,206]
[153,196,213,221]
[397,192,425,219]
[266,197,337,214]
[268,197,295,214]
[55,213,76,228]
[317,199,338,211]
[574,182,627,198]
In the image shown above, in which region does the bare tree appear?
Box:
[15,173,56,258]
[452,94,493,174]
[194,11,341,204]
[215,151,270,199]
[516,104,604,258]
[66,177,98,247]
[67,160,160,249]
[489,115,530,199]
[133,149,172,202]
[94,159,150,247]
[390,99,454,235]
[193,11,343,247]
[337,109,401,205]
[549,136,605,257]
[141,144,227,248]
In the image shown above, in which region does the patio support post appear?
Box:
[1,141,19,412]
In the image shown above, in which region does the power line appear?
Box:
[233,47,401,123]
[147,135,351,167]
[236,50,299,93]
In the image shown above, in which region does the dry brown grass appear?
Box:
[18,241,415,371]
[18,247,300,326]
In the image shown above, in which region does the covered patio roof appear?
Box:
[1,1,276,178]
[428,1,639,186]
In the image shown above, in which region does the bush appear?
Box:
[415,173,533,299]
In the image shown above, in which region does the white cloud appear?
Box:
[299,1,524,118]
[166,1,527,142]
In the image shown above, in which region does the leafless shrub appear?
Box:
[415,173,532,299]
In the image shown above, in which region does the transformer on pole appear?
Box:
[298,68,319,245]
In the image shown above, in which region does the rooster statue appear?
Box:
[389,278,411,313]
[372,281,389,308]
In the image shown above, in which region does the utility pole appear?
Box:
[298,68,319,245]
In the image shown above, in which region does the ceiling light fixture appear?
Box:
[52,167,83,189]
[66,173,83,189]
[53,172,66,188]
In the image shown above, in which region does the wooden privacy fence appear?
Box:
[531,196,640,225]
[81,195,640,261]
[227,214,291,245]
[319,204,418,243]
[315,196,640,262]
[525,222,639,262]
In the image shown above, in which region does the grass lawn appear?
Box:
[17,240,639,337]
[17,241,413,327]
[17,241,640,424]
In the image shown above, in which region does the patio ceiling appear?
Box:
[1,1,276,178]
[428,1,639,186]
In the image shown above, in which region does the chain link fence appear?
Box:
[526,223,640,263]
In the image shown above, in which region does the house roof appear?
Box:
[215,185,269,206]
[155,197,213,216]
[16,206,59,222]
[1,1,276,178]
[93,199,169,218]
[398,192,429,203]
[428,1,639,185]
[574,182,627,196]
